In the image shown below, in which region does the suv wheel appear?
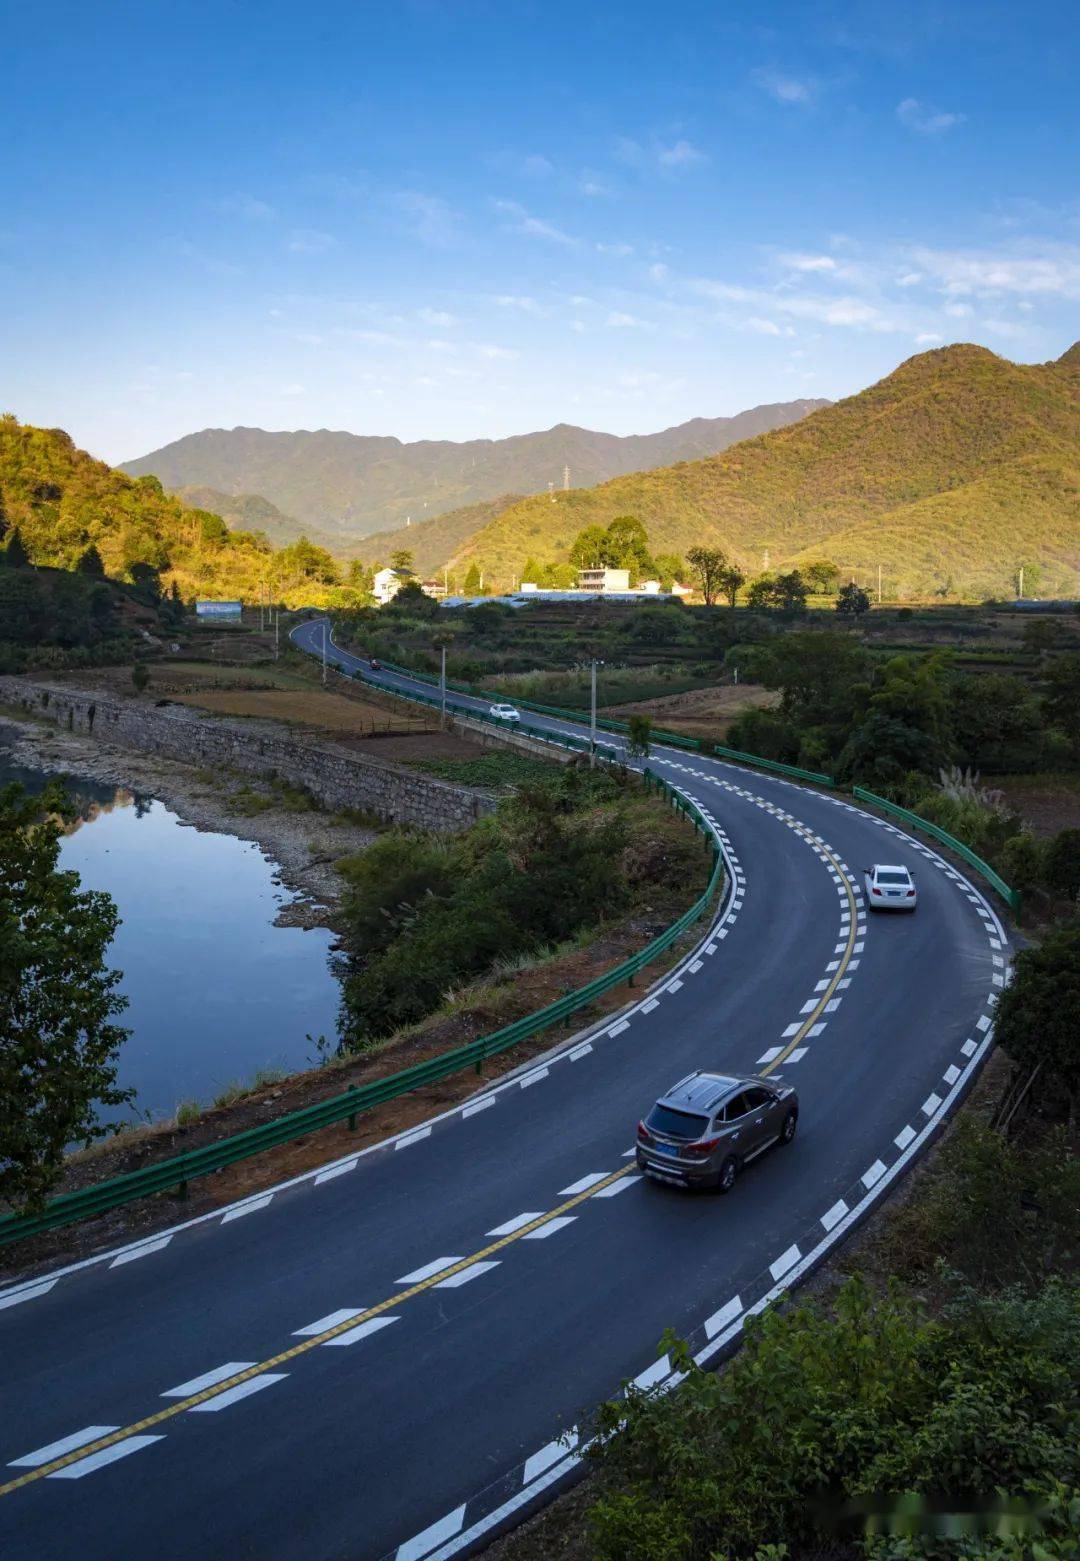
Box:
[716,1156,739,1194]
[779,1109,798,1145]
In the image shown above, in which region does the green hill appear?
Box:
[121,400,828,538]
[172,485,329,550]
[0,416,354,607]
[347,493,524,575]
[447,342,1080,601]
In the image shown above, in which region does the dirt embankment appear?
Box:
[602,682,777,742]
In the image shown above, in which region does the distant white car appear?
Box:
[865,863,918,912]
[488,702,521,723]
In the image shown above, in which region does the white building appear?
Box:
[372,567,410,605]
[575,567,631,592]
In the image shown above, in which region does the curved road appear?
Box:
[0,619,1008,1561]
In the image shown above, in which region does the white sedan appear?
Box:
[865,863,918,912]
[488,702,521,723]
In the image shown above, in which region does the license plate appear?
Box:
[656,1141,681,1157]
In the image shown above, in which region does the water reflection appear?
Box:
[1,731,340,1126]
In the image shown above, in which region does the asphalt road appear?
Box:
[0,619,1008,1561]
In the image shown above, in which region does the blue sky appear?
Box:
[3,0,1078,463]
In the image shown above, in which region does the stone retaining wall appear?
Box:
[0,677,495,833]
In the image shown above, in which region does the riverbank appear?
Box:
[0,710,379,930]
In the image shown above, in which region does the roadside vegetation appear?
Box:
[335,762,702,1046]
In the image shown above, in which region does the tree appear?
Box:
[994,921,1080,1115]
[131,661,151,694]
[717,565,745,608]
[128,561,161,600]
[836,581,871,619]
[75,544,105,577]
[803,559,840,595]
[4,527,29,569]
[521,556,543,585]
[463,562,482,595]
[390,548,414,574]
[626,714,652,757]
[0,782,132,1209]
[1042,653,1080,756]
[686,547,728,606]
[653,553,684,590]
[772,570,808,616]
[569,525,611,570]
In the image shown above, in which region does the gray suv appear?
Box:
[636,1071,798,1191]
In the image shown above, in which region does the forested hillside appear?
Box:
[121,400,828,537]
[0,416,358,607]
[448,343,1080,600]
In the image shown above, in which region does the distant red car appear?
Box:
[369,657,382,670]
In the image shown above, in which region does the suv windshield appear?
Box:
[646,1103,708,1139]
[877,870,910,885]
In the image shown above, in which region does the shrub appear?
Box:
[1043,828,1080,902]
[1000,830,1045,893]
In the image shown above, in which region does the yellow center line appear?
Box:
[760,829,859,1076]
[0,1166,633,1497]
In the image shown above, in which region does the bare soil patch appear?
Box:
[171,686,429,737]
[604,682,777,742]
[992,772,1080,836]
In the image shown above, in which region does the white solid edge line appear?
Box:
[523,1431,579,1487]
[220,1195,273,1223]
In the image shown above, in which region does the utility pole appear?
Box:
[563,464,570,491]
[322,620,328,685]
[440,644,447,730]
[877,563,883,605]
[1018,565,1024,599]
[589,659,598,769]
[274,607,280,661]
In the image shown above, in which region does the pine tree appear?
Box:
[76,544,105,577]
[4,527,29,569]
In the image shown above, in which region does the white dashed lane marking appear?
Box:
[9,1428,118,1469]
[523,1217,576,1240]
[162,1363,254,1398]
[189,1374,287,1412]
[323,1317,399,1346]
[487,1213,544,1236]
[396,1257,461,1284]
[48,1436,164,1480]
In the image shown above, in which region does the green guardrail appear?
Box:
[363,653,835,787]
[0,772,722,1249]
[852,787,1021,916]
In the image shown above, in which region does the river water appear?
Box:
[1,740,341,1127]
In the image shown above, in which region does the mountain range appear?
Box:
[122,401,828,539]
[422,341,1079,601]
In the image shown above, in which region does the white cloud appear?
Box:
[896,98,965,135]
[613,136,708,172]
[914,332,943,343]
[596,241,634,256]
[476,343,518,359]
[945,302,974,317]
[693,276,895,331]
[293,331,325,346]
[980,317,1029,339]
[579,176,610,197]
[288,228,334,254]
[426,339,458,354]
[417,308,459,327]
[778,252,838,273]
[648,262,669,283]
[896,271,923,286]
[214,193,275,221]
[754,70,816,105]
[656,138,708,168]
[606,311,649,328]
[392,191,463,248]
[520,154,554,176]
[1017,300,1035,311]
[570,320,586,333]
[743,317,794,336]
[494,199,577,246]
[279,383,307,396]
[493,294,542,313]
[912,245,1080,298]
